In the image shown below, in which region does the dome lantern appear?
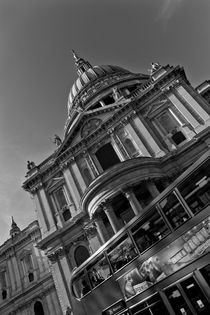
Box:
[72,50,92,76]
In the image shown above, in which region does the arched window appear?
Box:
[95,143,120,170]
[28,272,34,282]
[74,246,90,267]
[34,301,45,315]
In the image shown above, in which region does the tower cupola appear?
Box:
[10,216,21,238]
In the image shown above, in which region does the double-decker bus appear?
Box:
[70,151,210,315]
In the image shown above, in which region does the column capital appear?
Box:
[47,247,66,263]
[100,199,112,212]
[121,186,133,198]
[83,221,97,237]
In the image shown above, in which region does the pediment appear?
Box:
[140,98,168,118]
[45,173,63,192]
[55,98,131,157]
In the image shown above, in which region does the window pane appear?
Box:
[87,255,111,288]
[157,111,180,133]
[72,273,91,298]
[165,285,193,315]
[54,187,68,209]
[107,235,138,272]
[200,264,210,287]
[132,208,170,253]
[180,277,210,314]
[178,159,210,215]
[159,193,189,229]
[63,209,71,221]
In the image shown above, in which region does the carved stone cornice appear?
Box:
[47,247,66,263]
[83,221,97,237]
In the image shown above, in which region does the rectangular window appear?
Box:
[54,186,68,210]
[73,272,91,299]
[107,235,138,273]
[158,192,190,229]
[131,208,170,253]
[0,271,7,288]
[87,255,111,288]
[177,159,210,215]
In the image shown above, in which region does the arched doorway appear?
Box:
[74,245,90,266]
[34,301,45,315]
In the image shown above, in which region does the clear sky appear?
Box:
[0,0,210,242]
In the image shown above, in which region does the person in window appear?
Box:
[90,268,104,287]
[124,274,136,299]
[81,279,90,297]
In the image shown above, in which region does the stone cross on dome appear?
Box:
[71,49,92,76]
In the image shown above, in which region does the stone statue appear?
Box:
[150,62,161,74]
[112,87,121,100]
[53,134,62,147]
[27,161,36,171]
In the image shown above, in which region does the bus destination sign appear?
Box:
[102,299,128,315]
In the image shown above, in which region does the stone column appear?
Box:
[93,212,110,244]
[39,187,57,233]
[63,166,80,210]
[167,92,200,130]
[146,180,160,198]
[123,189,143,216]
[133,116,166,157]
[47,248,72,315]
[71,161,86,193]
[125,124,151,157]
[102,201,122,234]
[176,85,210,124]
[33,191,49,235]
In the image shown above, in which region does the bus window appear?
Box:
[177,159,210,215]
[131,208,170,253]
[159,192,190,229]
[72,272,91,299]
[107,234,138,273]
[87,255,111,288]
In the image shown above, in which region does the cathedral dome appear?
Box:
[65,51,150,136]
[68,64,131,105]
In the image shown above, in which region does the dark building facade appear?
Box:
[23,53,210,314]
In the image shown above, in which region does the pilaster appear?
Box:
[47,247,72,315]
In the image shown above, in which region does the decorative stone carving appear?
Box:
[83,221,97,238]
[27,160,36,171]
[81,118,102,138]
[47,247,65,263]
[53,134,62,147]
[150,62,161,74]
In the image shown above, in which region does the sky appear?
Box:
[0,0,210,242]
